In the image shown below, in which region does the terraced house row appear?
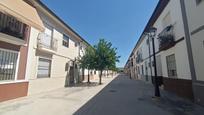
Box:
[124,0,204,106]
[0,0,100,102]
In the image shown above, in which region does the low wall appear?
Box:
[163,77,193,100]
[0,82,28,102]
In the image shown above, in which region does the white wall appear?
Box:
[185,0,204,81]
[131,0,191,80]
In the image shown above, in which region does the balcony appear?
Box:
[0,12,28,44]
[37,33,58,53]
[158,25,175,51]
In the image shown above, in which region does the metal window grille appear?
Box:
[0,49,18,81]
[166,54,177,78]
[0,12,27,39]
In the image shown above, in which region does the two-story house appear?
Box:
[0,0,45,102]
[125,0,193,100]
[26,0,91,95]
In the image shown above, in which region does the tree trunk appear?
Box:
[88,69,90,84]
[99,70,102,85]
[82,68,85,81]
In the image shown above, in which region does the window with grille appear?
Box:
[63,34,69,48]
[0,12,27,39]
[166,54,177,78]
[0,49,18,81]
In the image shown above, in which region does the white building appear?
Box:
[182,0,204,106]
[26,0,92,95]
[125,0,194,100]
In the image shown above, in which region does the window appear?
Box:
[0,12,27,39]
[0,49,18,81]
[196,0,203,5]
[75,42,78,47]
[63,34,69,47]
[166,54,177,78]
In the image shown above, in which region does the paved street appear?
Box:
[74,74,204,115]
[0,76,116,115]
[1,74,204,115]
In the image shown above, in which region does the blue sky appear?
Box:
[42,0,159,67]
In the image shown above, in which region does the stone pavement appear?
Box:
[0,75,116,115]
[74,74,204,115]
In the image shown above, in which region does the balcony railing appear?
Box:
[0,12,28,39]
[158,25,175,51]
[37,33,58,52]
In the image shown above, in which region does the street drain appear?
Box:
[109,89,117,93]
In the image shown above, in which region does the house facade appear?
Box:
[0,0,96,102]
[26,0,93,95]
[0,0,44,102]
[125,0,203,102]
[182,0,204,106]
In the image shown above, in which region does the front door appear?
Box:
[69,66,75,85]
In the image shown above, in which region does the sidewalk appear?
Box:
[0,75,116,115]
[74,74,204,115]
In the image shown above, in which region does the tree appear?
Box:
[94,39,120,84]
[79,46,95,83]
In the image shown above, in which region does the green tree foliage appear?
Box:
[94,39,120,84]
[79,46,95,83]
[79,39,119,84]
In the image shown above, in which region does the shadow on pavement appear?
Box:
[74,82,99,87]
[73,74,204,115]
[73,74,124,115]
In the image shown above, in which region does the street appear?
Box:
[0,74,204,115]
[74,74,204,115]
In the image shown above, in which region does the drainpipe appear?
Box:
[180,0,197,101]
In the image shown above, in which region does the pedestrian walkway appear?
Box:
[74,74,204,115]
[0,75,116,115]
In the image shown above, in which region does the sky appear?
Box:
[42,0,159,67]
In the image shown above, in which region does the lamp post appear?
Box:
[147,27,160,97]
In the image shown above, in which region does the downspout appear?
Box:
[180,0,197,100]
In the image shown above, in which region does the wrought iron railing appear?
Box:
[0,12,28,39]
[158,25,175,51]
[37,33,58,51]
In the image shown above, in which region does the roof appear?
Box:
[125,0,170,67]
[34,0,91,47]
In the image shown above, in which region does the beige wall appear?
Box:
[27,6,87,95]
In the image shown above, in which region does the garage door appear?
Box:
[37,58,51,78]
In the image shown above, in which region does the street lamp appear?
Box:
[147,27,160,97]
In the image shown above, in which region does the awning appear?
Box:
[0,0,45,31]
